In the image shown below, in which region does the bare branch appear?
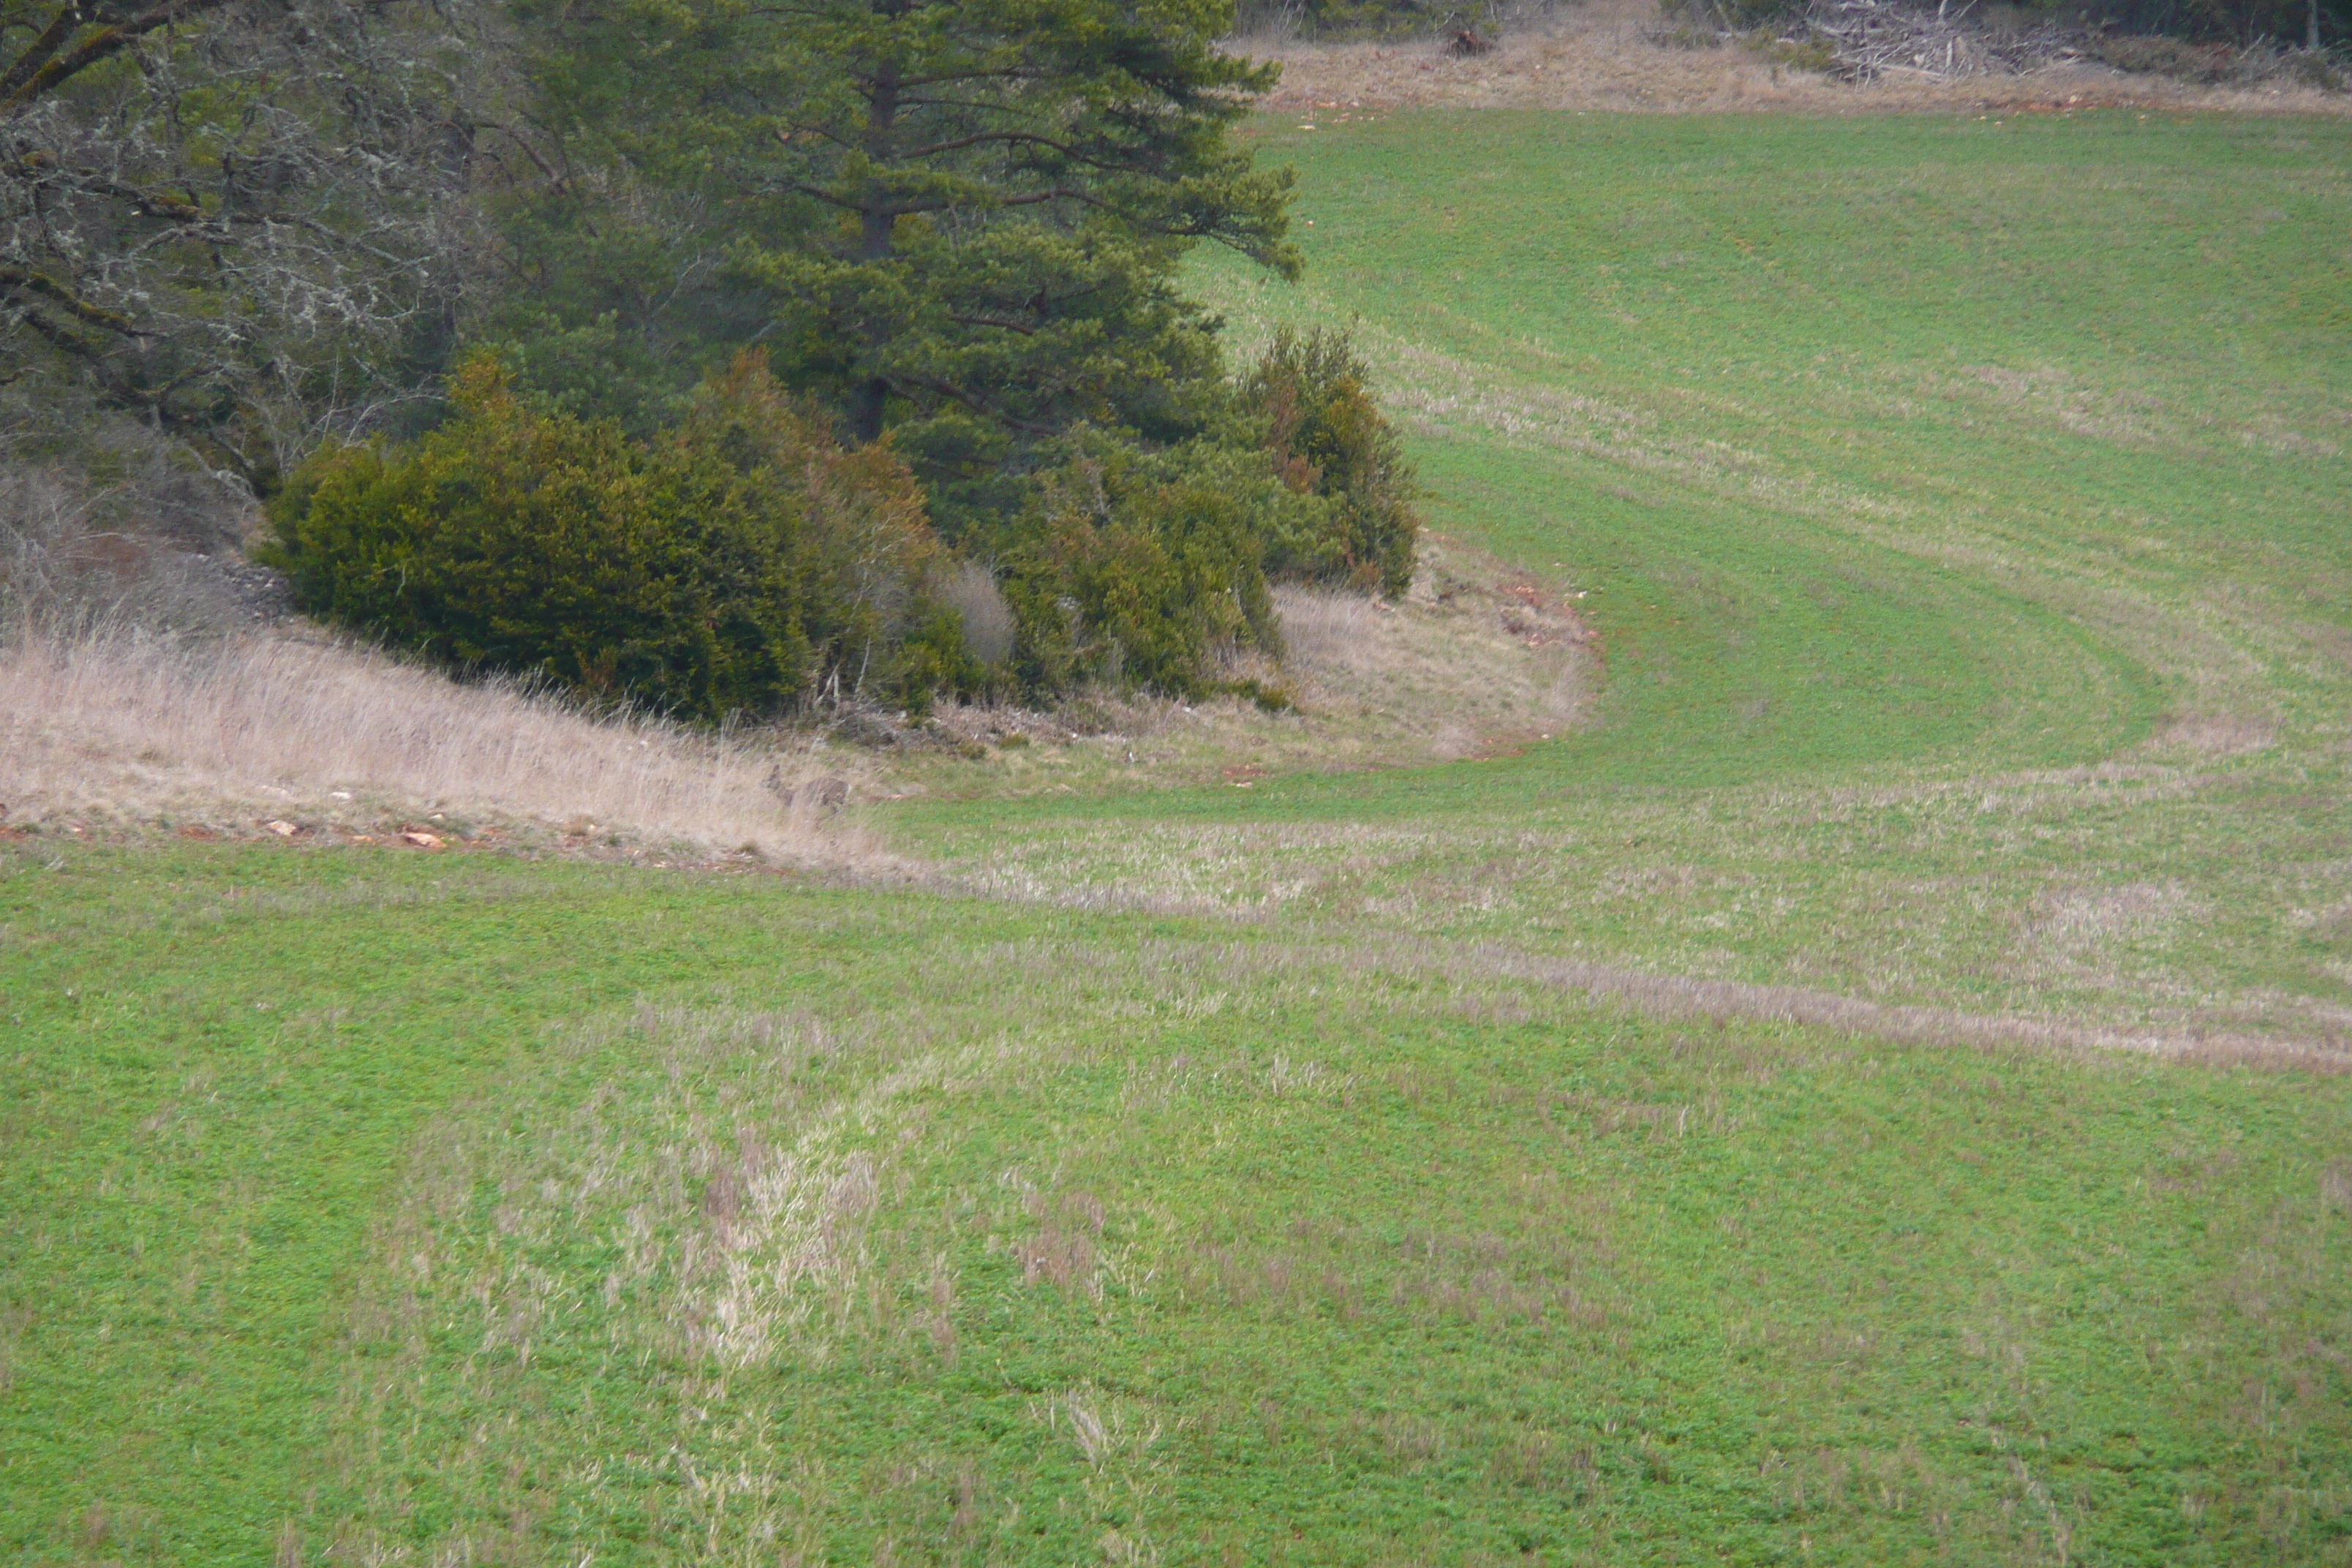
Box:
[0,265,138,333]
[1,0,240,110]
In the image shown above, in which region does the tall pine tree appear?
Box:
[493,0,1300,522]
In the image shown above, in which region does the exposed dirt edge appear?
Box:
[871,532,1601,802]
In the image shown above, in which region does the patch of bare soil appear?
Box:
[1243,0,2351,116]
[881,532,1600,800]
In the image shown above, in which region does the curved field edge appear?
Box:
[888,108,2352,1050]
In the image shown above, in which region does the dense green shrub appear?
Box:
[948,328,1420,701]
[1244,328,1423,598]
[993,436,1288,698]
[263,354,965,720]
[265,328,1421,715]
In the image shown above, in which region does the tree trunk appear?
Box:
[849,377,889,443]
[2310,0,2321,52]
[861,60,902,258]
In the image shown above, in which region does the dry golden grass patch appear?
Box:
[0,629,880,867]
[1281,532,1597,745]
[0,530,1591,853]
[1240,0,2352,116]
[892,532,1597,800]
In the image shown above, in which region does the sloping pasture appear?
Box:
[4,110,2350,1564]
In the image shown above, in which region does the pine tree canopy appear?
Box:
[503,0,1302,503]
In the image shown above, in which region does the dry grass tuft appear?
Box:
[0,627,879,866]
[2150,711,2279,757]
[1280,532,1594,755]
[1238,0,2352,116]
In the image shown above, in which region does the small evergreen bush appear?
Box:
[1244,328,1422,598]
[958,328,1422,701]
[264,353,968,721]
[996,436,1286,698]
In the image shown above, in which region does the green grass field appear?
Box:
[6,110,2351,1564]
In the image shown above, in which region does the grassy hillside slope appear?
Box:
[5,110,2351,1565]
[913,110,2352,1049]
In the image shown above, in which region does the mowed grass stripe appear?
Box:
[881,109,2346,1045]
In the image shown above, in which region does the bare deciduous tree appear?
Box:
[0,0,501,483]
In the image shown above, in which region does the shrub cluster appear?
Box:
[951,328,1420,701]
[2086,34,2341,86]
[266,329,1421,717]
[1245,328,1422,599]
[990,437,1289,698]
[264,355,968,722]
[1233,0,1535,39]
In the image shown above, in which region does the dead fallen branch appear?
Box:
[1703,0,2344,88]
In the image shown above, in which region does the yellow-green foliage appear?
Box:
[265,354,959,720]
[1000,437,1284,697]
[1247,327,1422,598]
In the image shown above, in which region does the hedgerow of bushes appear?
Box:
[263,354,968,722]
[265,331,1421,720]
[1233,0,1522,39]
